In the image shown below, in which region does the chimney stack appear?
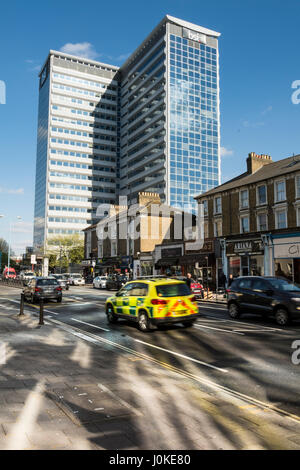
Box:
[247,152,272,174]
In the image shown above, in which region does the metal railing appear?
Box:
[0,278,24,288]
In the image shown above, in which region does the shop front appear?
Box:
[96,256,132,276]
[179,240,218,289]
[154,245,183,276]
[225,238,265,278]
[272,233,300,283]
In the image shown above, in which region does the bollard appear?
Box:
[19,293,25,316]
[39,298,44,326]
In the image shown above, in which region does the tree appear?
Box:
[46,234,84,272]
[0,238,15,271]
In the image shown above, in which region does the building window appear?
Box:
[296,176,300,199]
[214,220,222,237]
[275,210,287,229]
[204,222,209,239]
[257,213,267,231]
[98,241,103,258]
[240,216,249,233]
[297,207,300,227]
[214,197,222,214]
[202,200,208,216]
[257,185,267,205]
[240,189,249,208]
[111,241,117,257]
[275,181,286,202]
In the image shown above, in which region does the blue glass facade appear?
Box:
[33,66,50,248]
[168,34,220,213]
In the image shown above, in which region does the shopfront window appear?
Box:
[229,256,240,278]
[275,260,293,281]
[250,255,264,276]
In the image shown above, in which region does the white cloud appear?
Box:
[0,187,24,195]
[261,105,273,115]
[60,42,99,60]
[114,53,130,62]
[220,146,234,157]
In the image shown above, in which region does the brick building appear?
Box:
[83,192,196,278]
[196,152,300,285]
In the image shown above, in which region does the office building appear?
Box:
[33,15,221,250]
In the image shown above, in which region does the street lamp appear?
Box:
[0,215,22,273]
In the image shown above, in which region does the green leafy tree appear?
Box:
[46,234,84,272]
[0,238,15,271]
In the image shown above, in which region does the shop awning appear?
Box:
[155,257,179,267]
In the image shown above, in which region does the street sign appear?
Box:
[31,255,37,265]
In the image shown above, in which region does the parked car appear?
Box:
[105,278,199,331]
[106,274,128,291]
[227,276,300,326]
[23,277,62,303]
[51,274,69,290]
[69,273,85,286]
[93,276,107,289]
[174,276,204,300]
[3,267,16,279]
[20,271,36,282]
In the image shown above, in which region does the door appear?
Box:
[115,283,134,316]
[128,283,149,319]
[248,278,273,313]
[235,278,253,310]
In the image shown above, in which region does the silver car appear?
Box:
[51,274,69,290]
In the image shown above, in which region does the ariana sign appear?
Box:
[182,27,207,45]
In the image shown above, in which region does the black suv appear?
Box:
[227,276,300,326]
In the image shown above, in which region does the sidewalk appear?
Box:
[1,304,300,450]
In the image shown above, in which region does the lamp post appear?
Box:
[0,216,22,273]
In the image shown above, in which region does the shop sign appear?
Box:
[226,240,263,256]
[274,237,300,259]
[161,247,182,258]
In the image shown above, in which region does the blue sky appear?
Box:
[0,0,300,254]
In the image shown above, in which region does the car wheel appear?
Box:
[275,308,289,326]
[138,311,151,332]
[182,320,195,327]
[106,304,118,323]
[228,302,240,319]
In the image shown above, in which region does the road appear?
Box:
[1,284,300,449]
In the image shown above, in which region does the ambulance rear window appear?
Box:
[156,283,191,297]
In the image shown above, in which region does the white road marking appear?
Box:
[68,302,93,307]
[131,338,228,373]
[201,315,285,332]
[46,316,300,423]
[70,318,110,332]
[98,383,143,416]
[194,323,245,335]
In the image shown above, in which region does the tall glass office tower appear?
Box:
[34,15,220,249]
[119,15,220,212]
